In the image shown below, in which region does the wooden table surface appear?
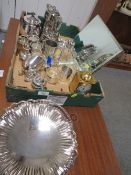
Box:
[0,18,122,175]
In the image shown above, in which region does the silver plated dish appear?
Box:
[0,99,77,175]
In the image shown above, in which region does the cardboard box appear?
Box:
[6,55,104,106]
[6,16,123,106]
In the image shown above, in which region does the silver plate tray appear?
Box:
[0,99,77,175]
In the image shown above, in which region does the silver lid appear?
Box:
[24,14,41,25]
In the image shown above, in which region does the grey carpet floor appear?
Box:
[95,67,131,175]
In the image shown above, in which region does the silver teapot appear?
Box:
[20,12,41,36]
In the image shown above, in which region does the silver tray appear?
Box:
[0,99,77,175]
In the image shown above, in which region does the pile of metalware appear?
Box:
[17,4,97,95]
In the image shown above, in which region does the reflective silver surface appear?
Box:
[19,45,31,61]
[32,74,44,89]
[28,35,40,43]
[76,83,92,94]
[0,100,77,175]
[24,14,40,26]
[31,42,43,53]
[24,69,38,82]
[21,13,41,36]
[60,66,73,81]
[58,38,75,49]
[45,39,58,58]
[17,35,29,47]
[24,54,43,69]
[41,4,62,41]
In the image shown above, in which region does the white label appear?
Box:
[38,91,49,96]
[0,70,4,77]
[47,95,67,105]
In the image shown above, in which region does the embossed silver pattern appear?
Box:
[41,4,62,41]
[0,100,77,175]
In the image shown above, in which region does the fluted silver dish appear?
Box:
[0,99,77,175]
